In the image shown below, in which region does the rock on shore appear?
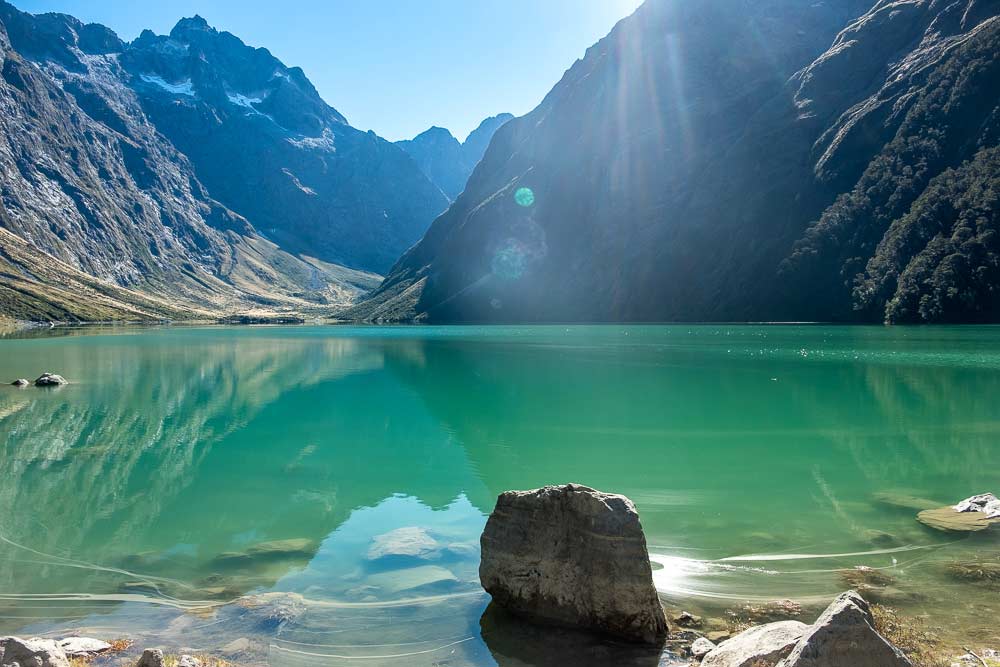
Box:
[699,591,911,667]
[0,637,70,667]
[479,483,667,644]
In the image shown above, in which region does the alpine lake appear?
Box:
[0,324,998,666]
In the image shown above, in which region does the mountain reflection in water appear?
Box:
[0,325,998,664]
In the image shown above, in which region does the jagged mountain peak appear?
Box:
[170,14,213,38]
[0,1,123,68]
[397,113,513,200]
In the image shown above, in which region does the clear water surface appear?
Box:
[0,325,998,665]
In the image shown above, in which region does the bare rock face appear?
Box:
[479,484,667,644]
[701,621,808,667]
[0,637,70,667]
[777,591,912,667]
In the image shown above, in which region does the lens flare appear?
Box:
[514,187,535,207]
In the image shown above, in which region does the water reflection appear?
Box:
[0,325,998,663]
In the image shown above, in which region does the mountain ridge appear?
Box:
[396,113,513,200]
[0,2,430,321]
[351,0,1000,324]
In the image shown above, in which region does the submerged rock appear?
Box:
[0,637,70,667]
[918,494,1000,532]
[872,491,939,512]
[777,591,911,667]
[701,621,808,667]
[237,592,307,630]
[366,564,459,594]
[839,565,895,589]
[479,484,667,644]
[57,637,111,657]
[33,373,67,387]
[136,648,164,667]
[211,538,316,566]
[943,559,1000,585]
[366,526,441,561]
[10,378,29,387]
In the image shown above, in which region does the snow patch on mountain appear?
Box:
[139,74,194,96]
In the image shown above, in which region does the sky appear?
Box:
[10,0,643,142]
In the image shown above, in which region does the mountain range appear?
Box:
[0,2,504,321]
[2,0,999,324]
[353,0,1000,324]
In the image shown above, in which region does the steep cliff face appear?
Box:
[121,17,449,274]
[354,0,876,322]
[783,0,1000,323]
[396,113,513,200]
[355,0,1000,324]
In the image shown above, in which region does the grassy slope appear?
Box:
[0,228,382,322]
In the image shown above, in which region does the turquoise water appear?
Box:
[0,325,999,664]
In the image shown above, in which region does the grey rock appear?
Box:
[56,637,111,657]
[691,637,716,659]
[776,591,912,667]
[701,621,808,667]
[0,637,70,667]
[33,373,67,387]
[136,649,164,667]
[954,493,1000,519]
[176,656,201,667]
[479,483,667,644]
[10,379,28,387]
[366,526,440,561]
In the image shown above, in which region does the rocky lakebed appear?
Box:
[3,485,999,667]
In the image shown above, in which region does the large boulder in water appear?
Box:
[479,483,667,644]
[777,591,911,667]
[0,636,70,667]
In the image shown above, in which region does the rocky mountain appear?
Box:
[396,113,513,200]
[0,3,441,321]
[121,16,448,273]
[354,0,1000,324]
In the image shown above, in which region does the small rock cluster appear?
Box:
[696,591,910,667]
[9,373,67,387]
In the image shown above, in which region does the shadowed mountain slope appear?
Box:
[353,0,1000,324]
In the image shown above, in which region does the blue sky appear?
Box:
[10,0,643,141]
